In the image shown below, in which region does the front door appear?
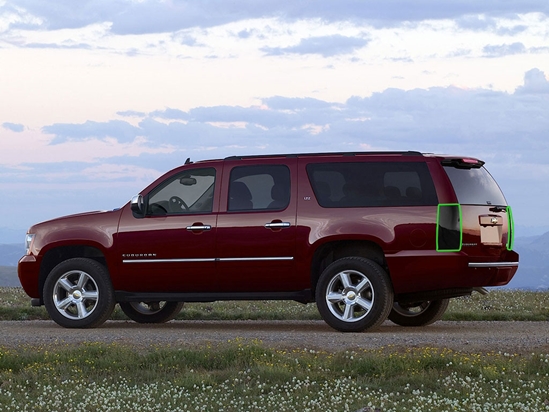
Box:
[116,166,219,292]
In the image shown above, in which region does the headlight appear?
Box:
[25,234,35,255]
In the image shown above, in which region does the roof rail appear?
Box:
[224,151,423,161]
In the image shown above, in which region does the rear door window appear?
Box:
[307,162,438,207]
[228,165,291,211]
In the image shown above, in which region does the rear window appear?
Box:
[444,166,507,206]
[307,162,438,208]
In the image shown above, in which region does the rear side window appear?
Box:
[228,165,290,211]
[443,166,507,206]
[307,162,438,208]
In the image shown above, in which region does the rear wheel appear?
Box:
[389,299,449,326]
[316,257,393,332]
[119,301,184,323]
[43,258,115,328]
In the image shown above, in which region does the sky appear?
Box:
[1,0,549,243]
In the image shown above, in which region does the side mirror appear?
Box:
[130,194,145,217]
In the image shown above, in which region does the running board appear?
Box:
[115,289,313,305]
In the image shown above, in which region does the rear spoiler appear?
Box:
[441,158,485,169]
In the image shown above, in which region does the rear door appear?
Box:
[215,158,298,292]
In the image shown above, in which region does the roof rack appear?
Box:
[224,151,423,161]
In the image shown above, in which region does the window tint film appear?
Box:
[306,162,438,208]
[443,166,507,206]
[228,165,290,211]
[148,168,216,215]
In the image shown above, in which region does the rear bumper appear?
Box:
[466,250,519,286]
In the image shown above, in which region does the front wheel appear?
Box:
[43,258,115,328]
[119,301,184,323]
[316,257,393,332]
[388,299,449,326]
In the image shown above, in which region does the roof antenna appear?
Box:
[184,158,191,165]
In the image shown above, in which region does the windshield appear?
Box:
[444,166,507,206]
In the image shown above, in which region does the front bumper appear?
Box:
[17,255,41,298]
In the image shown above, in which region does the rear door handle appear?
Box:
[264,222,291,229]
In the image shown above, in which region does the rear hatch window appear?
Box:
[443,161,507,206]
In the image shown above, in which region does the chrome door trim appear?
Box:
[123,258,216,264]
[217,257,294,262]
[123,256,294,264]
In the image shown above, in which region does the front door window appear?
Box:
[148,168,216,215]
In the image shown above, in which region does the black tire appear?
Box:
[43,258,115,329]
[315,257,394,332]
[119,301,184,323]
[388,299,449,327]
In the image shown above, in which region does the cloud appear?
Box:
[236,29,254,39]
[0,1,42,32]
[2,122,24,132]
[455,15,498,31]
[43,120,141,144]
[263,96,337,111]
[24,42,92,50]
[261,34,369,57]
[455,15,528,36]
[150,108,189,121]
[32,69,548,165]
[117,110,147,118]
[495,24,529,36]
[515,68,549,94]
[9,0,548,34]
[482,42,527,57]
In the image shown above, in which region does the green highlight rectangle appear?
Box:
[506,206,514,251]
[436,203,463,252]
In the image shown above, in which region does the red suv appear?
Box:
[18,151,518,332]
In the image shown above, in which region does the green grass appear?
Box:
[0,342,548,411]
[1,287,548,322]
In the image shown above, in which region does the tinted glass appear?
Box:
[228,165,290,211]
[148,168,216,215]
[444,166,507,206]
[307,162,438,208]
[437,204,462,251]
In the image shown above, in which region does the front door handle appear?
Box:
[264,222,291,229]
[186,225,212,231]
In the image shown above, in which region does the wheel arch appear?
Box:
[38,245,108,305]
[309,239,389,299]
